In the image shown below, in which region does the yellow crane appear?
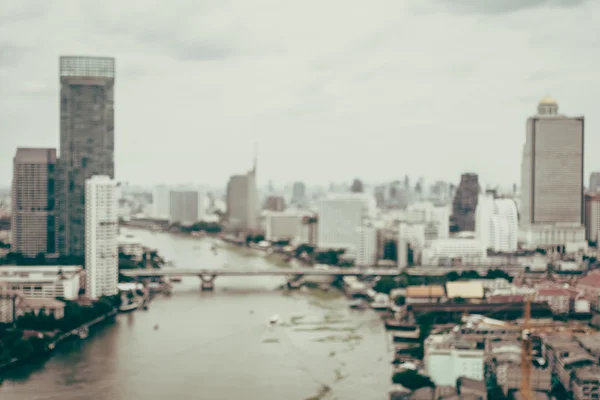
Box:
[521,295,533,400]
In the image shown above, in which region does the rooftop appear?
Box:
[539,95,557,105]
[406,285,445,298]
[446,281,484,299]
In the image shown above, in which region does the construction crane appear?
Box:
[521,295,533,400]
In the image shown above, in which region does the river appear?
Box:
[0,229,394,400]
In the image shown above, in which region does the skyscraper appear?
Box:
[85,176,118,299]
[58,56,115,258]
[452,173,480,232]
[520,96,585,248]
[226,151,258,232]
[589,172,600,193]
[11,148,58,257]
[169,188,205,226]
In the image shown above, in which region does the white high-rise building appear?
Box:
[85,176,118,300]
[317,193,376,250]
[153,185,171,219]
[169,188,205,226]
[354,226,377,267]
[520,96,585,249]
[476,194,519,252]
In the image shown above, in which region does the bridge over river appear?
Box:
[121,267,400,290]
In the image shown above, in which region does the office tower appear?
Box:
[11,148,58,257]
[452,173,480,232]
[317,193,376,250]
[354,226,377,267]
[264,195,285,212]
[153,185,171,220]
[585,193,600,243]
[475,194,519,252]
[85,176,118,299]
[520,96,585,248]
[590,172,600,193]
[226,154,258,232]
[169,188,205,225]
[291,182,306,204]
[350,179,364,193]
[58,56,115,258]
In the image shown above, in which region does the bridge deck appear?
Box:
[121,267,400,277]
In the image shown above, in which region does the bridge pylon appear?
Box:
[199,275,216,291]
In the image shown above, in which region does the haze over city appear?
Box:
[2,0,600,187]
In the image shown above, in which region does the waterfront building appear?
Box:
[264,210,313,244]
[58,56,116,258]
[169,188,205,226]
[353,226,377,267]
[11,148,58,257]
[317,193,376,251]
[226,156,258,232]
[118,233,144,260]
[0,265,82,299]
[585,193,600,243]
[85,176,118,299]
[424,333,485,387]
[520,96,585,249]
[475,194,519,252]
[153,184,171,220]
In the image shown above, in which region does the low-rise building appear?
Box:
[406,285,446,304]
[535,287,575,314]
[573,365,600,400]
[446,281,484,302]
[16,297,66,320]
[577,272,600,311]
[424,334,485,386]
[118,233,144,260]
[422,237,487,266]
[0,265,82,300]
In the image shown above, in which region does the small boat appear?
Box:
[170,276,183,283]
[119,297,144,313]
[385,319,418,331]
[154,324,159,331]
[78,326,89,339]
[269,315,280,325]
[370,294,390,311]
[349,299,367,310]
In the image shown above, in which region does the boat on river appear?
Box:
[119,297,144,313]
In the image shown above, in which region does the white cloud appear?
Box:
[0,0,599,190]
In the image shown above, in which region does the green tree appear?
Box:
[446,271,460,281]
[374,277,400,295]
[391,369,434,390]
[10,338,34,360]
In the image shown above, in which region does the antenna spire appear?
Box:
[253,141,258,174]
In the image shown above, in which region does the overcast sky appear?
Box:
[1,0,598,189]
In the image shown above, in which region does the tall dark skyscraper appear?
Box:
[58,56,115,258]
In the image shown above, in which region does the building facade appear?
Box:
[353,226,377,267]
[520,96,585,249]
[264,211,313,244]
[452,173,480,232]
[264,195,285,212]
[0,266,82,300]
[85,176,118,299]
[317,193,376,250]
[476,194,519,252]
[226,162,258,232]
[589,172,600,193]
[585,193,600,243]
[11,148,58,257]
[153,184,171,220]
[58,56,115,258]
[169,188,204,226]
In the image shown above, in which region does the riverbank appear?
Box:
[0,308,118,375]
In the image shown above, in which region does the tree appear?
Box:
[10,338,34,360]
[374,277,401,295]
[446,271,460,281]
[392,369,434,390]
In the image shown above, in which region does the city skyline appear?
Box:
[2,1,600,188]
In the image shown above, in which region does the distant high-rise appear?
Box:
[85,176,118,299]
[291,182,306,204]
[226,152,258,232]
[520,96,585,248]
[169,188,205,226]
[317,193,376,250]
[264,195,285,212]
[58,56,115,258]
[452,173,480,231]
[153,185,171,220]
[589,172,600,193]
[350,179,364,193]
[11,148,58,257]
